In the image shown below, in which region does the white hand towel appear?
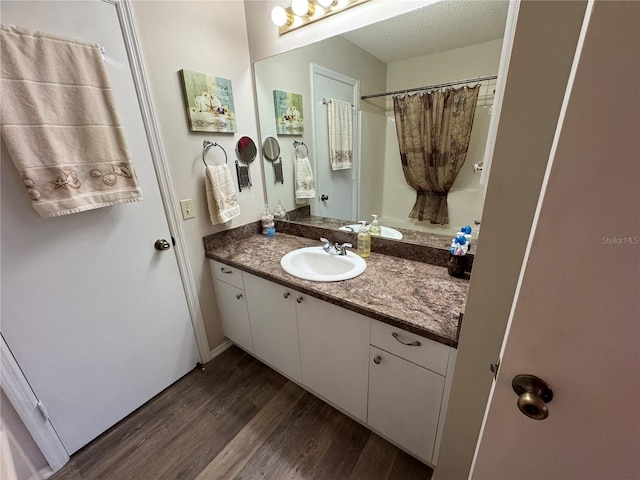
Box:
[327,98,353,170]
[205,164,240,224]
[294,156,316,204]
[0,24,143,217]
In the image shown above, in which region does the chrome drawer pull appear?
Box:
[220,267,233,274]
[392,332,421,347]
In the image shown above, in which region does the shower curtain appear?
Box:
[393,86,479,225]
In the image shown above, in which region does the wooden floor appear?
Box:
[51,346,432,480]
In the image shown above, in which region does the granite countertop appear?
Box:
[205,232,469,348]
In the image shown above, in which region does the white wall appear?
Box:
[131,1,264,351]
[358,111,386,220]
[254,36,386,213]
[379,39,503,236]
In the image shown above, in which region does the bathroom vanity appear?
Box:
[205,230,467,466]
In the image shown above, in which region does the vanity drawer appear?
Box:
[210,260,244,290]
[370,320,450,376]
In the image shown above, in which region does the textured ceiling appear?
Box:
[341,0,509,63]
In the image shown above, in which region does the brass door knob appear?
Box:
[154,239,171,251]
[512,374,553,420]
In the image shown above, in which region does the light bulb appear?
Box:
[291,0,311,17]
[317,0,337,7]
[271,6,291,26]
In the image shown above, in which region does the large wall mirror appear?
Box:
[254,0,509,242]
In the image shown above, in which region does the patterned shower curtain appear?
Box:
[393,86,479,225]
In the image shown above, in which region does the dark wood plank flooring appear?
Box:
[51,346,432,480]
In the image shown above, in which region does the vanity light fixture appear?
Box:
[271,0,369,35]
[271,5,293,27]
[291,0,314,17]
[317,0,338,7]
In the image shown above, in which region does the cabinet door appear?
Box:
[243,273,301,382]
[213,279,253,353]
[297,295,370,422]
[368,346,445,464]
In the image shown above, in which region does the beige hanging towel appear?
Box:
[0,24,143,218]
[294,155,316,204]
[205,165,240,224]
[327,98,353,170]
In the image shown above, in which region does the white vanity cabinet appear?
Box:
[297,294,370,422]
[368,320,452,465]
[243,272,302,383]
[209,259,456,467]
[209,260,253,353]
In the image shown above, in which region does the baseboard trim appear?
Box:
[209,340,233,360]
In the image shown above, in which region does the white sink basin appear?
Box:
[280,246,366,282]
[339,224,404,240]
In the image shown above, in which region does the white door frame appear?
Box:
[310,64,359,218]
[1,0,210,472]
[1,335,69,472]
[115,0,210,363]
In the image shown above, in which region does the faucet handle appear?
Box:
[320,237,334,253]
[338,242,352,255]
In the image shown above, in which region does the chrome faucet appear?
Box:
[320,238,351,256]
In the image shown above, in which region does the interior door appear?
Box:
[0,0,199,454]
[312,65,358,221]
[471,2,639,478]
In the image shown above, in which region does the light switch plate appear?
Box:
[180,199,195,220]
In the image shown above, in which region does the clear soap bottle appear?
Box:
[369,214,381,236]
[357,220,371,258]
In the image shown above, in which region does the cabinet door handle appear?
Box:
[373,355,381,364]
[296,296,303,303]
[236,293,243,300]
[392,332,421,347]
[283,292,290,298]
[221,267,233,274]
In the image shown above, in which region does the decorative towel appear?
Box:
[0,24,143,217]
[205,165,240,224]
[294,156,316,204]
[327,98,353,170]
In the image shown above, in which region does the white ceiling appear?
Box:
[341,0,509,63]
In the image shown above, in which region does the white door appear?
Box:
[312,65,358,221]
[1,1,199,454]
[471,2,640,478]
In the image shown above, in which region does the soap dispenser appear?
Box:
[357,221,371,258]
[369,214,381,236]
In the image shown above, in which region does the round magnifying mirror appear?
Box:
[262,136,280,162]
[236,136,257,163]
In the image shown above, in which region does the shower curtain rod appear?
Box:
[360,75,498,100]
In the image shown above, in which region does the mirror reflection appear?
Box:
[262,136,280,161]
[254,1,508,241]
[236,136,257,163]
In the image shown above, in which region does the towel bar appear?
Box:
[293,141,308,159]
[202,141,227,166]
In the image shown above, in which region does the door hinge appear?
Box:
[36,401,50,421]
[490,359,500,379]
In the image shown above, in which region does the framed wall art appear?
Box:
[180,69,237,133]
[273,90,304,135]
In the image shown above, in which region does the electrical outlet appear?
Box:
[180,199,195,220]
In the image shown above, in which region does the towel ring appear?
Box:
[293,141,308,159]
[202,140,227,166]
